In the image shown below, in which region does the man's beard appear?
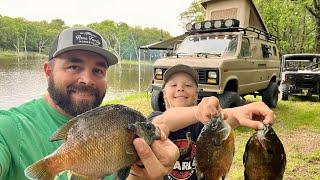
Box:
[48,77,105,117]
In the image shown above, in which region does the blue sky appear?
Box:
[0,0,194,36]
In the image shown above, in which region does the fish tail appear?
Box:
[24,159,55,180]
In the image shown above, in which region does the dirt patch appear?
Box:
[280,130,320,154]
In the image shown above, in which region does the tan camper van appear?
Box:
[142,0,280,111]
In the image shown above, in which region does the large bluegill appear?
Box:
[25,104,161,180]
[243,124,286,180]
[195,115,235,180]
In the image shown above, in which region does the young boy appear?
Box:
[148,64,275,180]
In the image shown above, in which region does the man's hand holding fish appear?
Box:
[128,124,180,180]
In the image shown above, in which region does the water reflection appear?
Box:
[0,58,153,109]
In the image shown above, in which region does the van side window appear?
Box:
[261,44,271,58]
[273,46,277,56]
[240,38,251,57]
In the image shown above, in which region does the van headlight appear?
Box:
[207,71,218,84]
[154,68,163,80]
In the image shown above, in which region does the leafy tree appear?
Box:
[179,0,205,28]
[306,0,320,53]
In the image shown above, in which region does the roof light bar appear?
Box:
[185,19,240,32]
[225,19,240,28]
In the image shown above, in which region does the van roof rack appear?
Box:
[187,26,278,43]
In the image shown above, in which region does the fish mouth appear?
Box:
[256,124,271,150]
[127,124,137,132]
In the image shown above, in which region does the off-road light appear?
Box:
[214,20,223,28]
[225,19,240,28]
[155,68,163,80]
[204,21,213,29]
[186,23,193,31]
[194,22,202,30]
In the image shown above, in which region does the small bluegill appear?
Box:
[24,104,161,180]
[243,124,286,180]
[195,114,235,180]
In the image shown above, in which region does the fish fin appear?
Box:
[115,166,131,180]
[70,174,97,180]
[195,166,204,180]
[50,118,78,141]
[24,159,55,180]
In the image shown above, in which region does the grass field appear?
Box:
[102,93,320,179]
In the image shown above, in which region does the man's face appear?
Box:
[163,72,198,108]
[47,50,108,116]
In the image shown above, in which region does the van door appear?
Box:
[238,37,266,94]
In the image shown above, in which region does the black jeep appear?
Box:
[280,54,320,100]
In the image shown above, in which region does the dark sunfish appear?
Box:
[243,124,286,180]
[24,104,161,180]
[195,114,235,180]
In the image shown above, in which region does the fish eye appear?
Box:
[146,123,153,130]
[211,122,218,129]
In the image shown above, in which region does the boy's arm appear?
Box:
[151,97,222,133]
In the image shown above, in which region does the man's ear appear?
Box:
[44,62,52,79]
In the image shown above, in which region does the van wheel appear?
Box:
[262,82,279,108]
[281,84,289,100]
[217,91,242,108]
[151,89,166,112]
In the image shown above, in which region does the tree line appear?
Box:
[179,0,320,54]
[0,15,171,60]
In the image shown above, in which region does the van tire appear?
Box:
[281,84,289,100]
[262,82,279,108]
[217,91,242,108]
[151,89,166,112]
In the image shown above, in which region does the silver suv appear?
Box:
[280,54,320,100]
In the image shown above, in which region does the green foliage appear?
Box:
[179,0,205,28]
[0,16,172,60]
[180,0,317,54]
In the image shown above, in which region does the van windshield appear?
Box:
[176,34,238,56]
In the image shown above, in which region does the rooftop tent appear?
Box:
[201,0,268,32]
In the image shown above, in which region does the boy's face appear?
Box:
[163,72,198,108]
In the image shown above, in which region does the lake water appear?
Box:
[0,57,153,109]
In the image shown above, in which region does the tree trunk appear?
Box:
[316,19,320,53]
[306,0,320,53]
[24,30,27,53]
[300,12,306,53]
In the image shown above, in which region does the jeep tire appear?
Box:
[262,82,279,108]
[151,89,166,112]
[217,91,242,108]
[281,84,289,100]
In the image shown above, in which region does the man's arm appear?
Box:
[0,134,11,180]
